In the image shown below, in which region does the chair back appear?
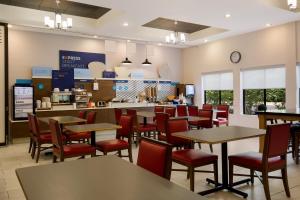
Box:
[126,109,138,126]
[202,104,213,110]
[49,119,64,154]
[216,105,229,119]
[154,106,164,113]
[27,113,33,135]
[263,124,290,160]
[137,137,172,180]
[116,115,133,139]
[177,105,188,116]
[165,107,176,117]
[166,119,189,145]
[188,106,198,116]
[86,111,97,124]
[114,108,123,125]
[29,114,41,137]
[198,109,213,128]
[155,112,169,133]
[78,110,87,119]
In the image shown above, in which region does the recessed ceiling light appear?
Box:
[158,43,162,46]
[7,24,12,28]
[93,35,98,38]
[225,13,231,18]
[204,39,208,43]
[127,40,131,42]
[266,23,271,27]
[123,22,129,27]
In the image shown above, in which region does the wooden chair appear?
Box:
[166,119,192,149]
[165,107,176,117]
[202,104,213,110]
[114,108,123,125]
[68,111,96,143]
[155,112,169,142]
[49,119,96,162]
[29,113,53,163]
[229,124,291,200]
[290,123,300,164]
[96,115,134,162]
[137,137,172,180]
[27,113,34,154]
[213,105,229,127]
[177,105,188,117]
[154,106,164,113]
[78,110,87,119]
[188,106,198,116]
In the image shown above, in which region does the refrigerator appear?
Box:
[13,85,34,120]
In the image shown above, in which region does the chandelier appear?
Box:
[44,0,73,30]
[288,0,297,9]
[165,32,186,44]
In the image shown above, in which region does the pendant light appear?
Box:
[122,41,132,65]
[142,45,152,66]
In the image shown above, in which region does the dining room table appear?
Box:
[64,123,121,146]
[38,116,87,126]
[16,156,206,200]
[137,111,155,125]
[173,126,266,198]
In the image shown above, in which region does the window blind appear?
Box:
[202,72,233,90]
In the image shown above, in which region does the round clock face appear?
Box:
[230,51,241,63]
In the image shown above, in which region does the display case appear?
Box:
[73,89,90,108]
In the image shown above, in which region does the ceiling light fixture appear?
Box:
[93,35,98,38]
[142,45,152,66]
[7,24,12,28]
[165,21,186,44]
[204,39,208,43]
[225,13,231,18]
[123,22,129,27]
[44,0,72,30]
[288,0,297,9]
[121,41,132,65]
[266,23,271,27]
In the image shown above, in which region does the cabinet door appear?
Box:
[0,24,8,145]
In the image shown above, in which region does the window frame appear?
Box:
[204,90,233,105]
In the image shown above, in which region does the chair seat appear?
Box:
[137,124,157,132]
[68,132,91,141]
[228,152,285,171]
[213,118,228,125]
[38,134,52,143]
[54,144,96,156]
[96,139,129,152]
[158,134,167,141]
[172,149,218,167]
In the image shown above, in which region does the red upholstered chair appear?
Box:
[188,106,199,116]
[137,137,172,180]
[29,114,53,163]
[177,105,188,117]
[229,124,291,200]
[167,119,192,149]
[189,109,214,152]
[68,111,96,143]
[155,112,169,142]
[78,110,87,119]
[202,104,213,110]
[114,108,122,125]
[49,119,96,162]
[127,109,157,144]
[213,105,229,127]
[96,115,133,162]
[154,106,164,113]
[165,107,176,117]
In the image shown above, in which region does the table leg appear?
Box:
[143,117,147,125]
[91,131,96,146]
[199,142,249,198]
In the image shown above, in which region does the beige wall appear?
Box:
[182,22,298,128]
[8,29,183,88]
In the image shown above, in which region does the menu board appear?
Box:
[13,86,34,120]
[52,69,74,90]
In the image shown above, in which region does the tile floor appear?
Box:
[0,133,300,200]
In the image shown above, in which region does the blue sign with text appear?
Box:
[59,50,106,69]
[52,69,74,90]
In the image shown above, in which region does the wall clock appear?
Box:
[230,51,241,64]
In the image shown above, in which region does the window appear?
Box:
[241,67,286,115]
[202,72,234,112]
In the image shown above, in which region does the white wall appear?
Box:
[182,22,298,128]
[8,29,183,88]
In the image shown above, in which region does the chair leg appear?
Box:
[35,144,41,163]
[60,157,64,162]
[229,162,233,186]
[28,138,33,153]
[262,171,271,200]
[31,142,36,159]
[187,167,190,179]
[197,142,201,149]
[189,167,195,192]
[250,169,254,184]
[213,161,218,187]
[281,167,291,197]
[128,148,133,163]
[295,135,299,164]
[53,155,57,163]
[209,144,213,153]
[118,150,122,157]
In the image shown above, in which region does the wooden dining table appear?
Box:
[173,126,266,198]
[64,123,121,146]
[39,116,87,126]
[16,156,206,200]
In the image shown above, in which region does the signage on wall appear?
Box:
[32,66,53,78]
[52,69,74,90]
[59,50,106,69]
